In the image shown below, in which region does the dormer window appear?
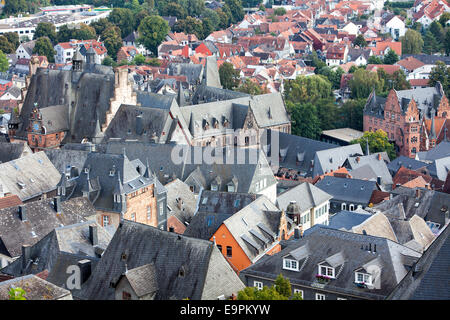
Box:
[355,271,372,285]
[318,264,335,278]
[283,258,299,271]
[211,184,218,191]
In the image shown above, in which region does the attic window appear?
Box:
[178,266,185,277]
[355,272,372,285]
[283,258,299,271]
[318,264,335,278]
[121,252,128,261]
[17,181,26,189]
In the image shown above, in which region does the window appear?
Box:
[122,291,131,300]
[337,297,347,300]
[254,281,263,290]
[293,289,303,298]
[211,184,218,191]
[217,244,222,252]
[159,202,164,216]
[226,246,232,257]
[349,204,355,211]
[131,213,136,221]
[227,184,235,192]
[319,265,335,278]
[355,272,372,285]
[147,206,151,221]
[283,258,299,271]
[315,293,326,300]
[341,203,347,210]
[102,215,109,227]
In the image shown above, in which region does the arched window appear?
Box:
[341,203,347,211]
[349,204,355,211]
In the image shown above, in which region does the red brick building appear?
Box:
[363,83,450,158]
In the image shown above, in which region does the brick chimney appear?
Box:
[89,225,98,246]
[18,205,27,221]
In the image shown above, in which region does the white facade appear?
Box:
[385,16,405,40]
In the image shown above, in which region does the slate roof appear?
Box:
[61,151,157,213]
[387,223,450,300]
[345,153,393,188]
[328,210,372,230]
[375,187,450,228]
[100,141,276,194]
[0,274,71,300]
[276,182,332,213]
[0,220,111,292]
[0,197,97,258]
[315,176,379,205]
[426,156,450,181]
[0,142,31,163]
[241,226,422,299]
[164,179,197,227]
[387,156,428,174]
[76,220,245,300]
[102,104,175,144]
[183,191,259,240]
[0,151,61,201]
[263,131,344,176]
[416,141,450,161]
[120,263,158,298]
[11,65,115,143]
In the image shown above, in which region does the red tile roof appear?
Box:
[0,194,23,210]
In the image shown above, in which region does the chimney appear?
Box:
[294,227,301,239]
[53,196,61,214]
[176,197,183,210]
[415,189,421,198]
[77,259,92,284]
[356,156,360,163]
[136,115,143,135]
[89,225,98,246]
[22,245,31,269]
[18,205,27,221]
[376,176,382,185]
[377,153,382,161]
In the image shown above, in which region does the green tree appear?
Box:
[274,7,287,16]
[439,12,450,26]
[32,37,55,63]
[133,53,147,65]
[287,101,322,139]
[74,24,97,40]
[242,0,263,7]
[0,50,9,72]
[225,0,244,24]
[217,7,232,29]
[0,36,15,54]
[429,21,444,44]
[353,34,367,48]
[429,61,450,98]
[173,16,204,39]
[368,55,383,64]
[317,66,344,90]
[202,8,221,31]
[237,286,288,300]
[383,49,399,65]
[338,99,366,130]
[162,2,187,19]
[108,8,135,38]
[138,15,169,56]
[33,22,57,44]
[284,75,332,104]
[237,78,267,95]
[186,0,205,17]
[423,31,439,54]
[3,0,27,15]
[400,29,424,54]
[91,18,115,38]
[3,32,20,51]
[351,130,396,160]
[348,68,384,99]
[102,56,117,67]
[274,274,292,298]
[445,29,450,56]
[102,26,123,61]
[219,62,240,90]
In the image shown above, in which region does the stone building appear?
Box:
[363,83,450,158]
[8,49,136,149]
[57,151,167,231]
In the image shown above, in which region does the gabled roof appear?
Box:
[276,182,332,212]
[315,176,379,205]
[0,274,71,300]
[77,220,245,300]
[0,197,97,258]
[0,152,60,201]
[241,226,422,299]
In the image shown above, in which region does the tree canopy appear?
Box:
[219,62,240,90]
[351,130,396,160]
[137,15,169,56]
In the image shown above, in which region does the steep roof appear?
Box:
[0,274,71,300]
[76,220,244,300]
[0,197,97,257]
[315,176,379,205]
[276,182,332,212]
[241,226,422,299]
[0,152,60,201]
